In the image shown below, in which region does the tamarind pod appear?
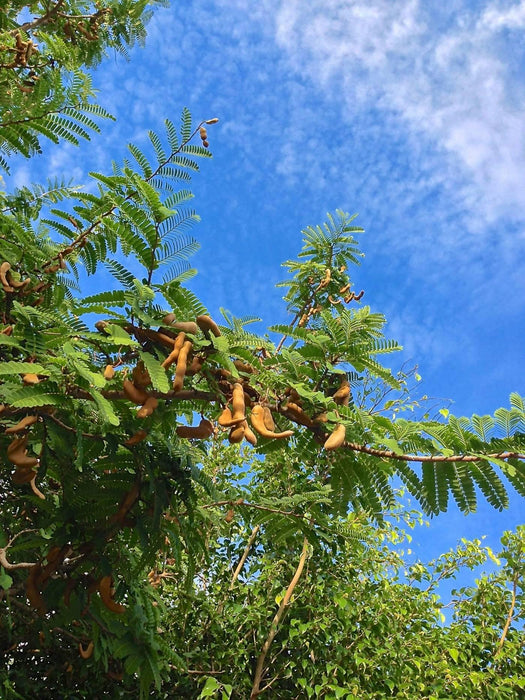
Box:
[263,406,276,431]
[217,406,244,428]
[313,412,328,424]
[354,290,364,300]
[176,418,214,439]
[22,373,40,385]
[231,383,246,422]
[122,378,149,405]
[324,423,346,450]
[186,354,205,376]
[0,262,11,287]
[46,546,62,564]
[29,474,45,499]
[228,423,246,444]
[136,396,158,418]
[196,315,221,337]
[1,326,13,335]
[199,126,207,139]
[8,446,38,468]
[163,318,200,335]
[110,481,141,527]
[225,508,234,523]
[12,467,37,484]
[284,401,314,428]
[233,359,256,374]
[99,575,126,614]
[243,421,258,446]
[79,641,94,660]
[7,436,27,455]
[26,564,46,615]
[143,328,177,348]
[333,379,351,406]
[206,118,219,124]
[103,364,115,380]
[0,404,5,414]
[5,414,38,433]
[162,313,176,325]
[339,283,351,294]
[161,331,186,369]
[124,429,148,446]
[250,405,294,439]
[8,275,30,289]
[132,360,151,388]
[172,340,192,392]
[95,320,109,333]
[44,264,61,274]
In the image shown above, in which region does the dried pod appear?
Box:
[172,340,192,392]
[122,379,149,405]
[176,418,214,439]
[124,429,148,446]
[332,378,351,406]
[136,396,158,419]
[196,314,221,337]
[99,575,126,614]
[228,423,246,444]
[161,332,186,369]
[324,423,346,450]
[132,360,151,388]
[103,364,115,380]
[79,641,94,660]
[22,373,40,385]
[5,414,38,433]
[250,405,294,439]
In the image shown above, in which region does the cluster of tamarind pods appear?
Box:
[96,311,353,452]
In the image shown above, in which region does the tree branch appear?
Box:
[250,537,309,699]
[494,571,519,658]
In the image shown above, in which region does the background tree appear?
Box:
[0,3,524,698]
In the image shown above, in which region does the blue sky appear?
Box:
[7,0,525,578]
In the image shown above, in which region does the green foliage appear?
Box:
[0,5,524,698]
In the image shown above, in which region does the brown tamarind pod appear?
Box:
[199,126,207,139]
[196,315,221,337]
[225,508,234,523]
[1,326,13,336]
[161,331,186,369]
[250,405,294,439]
[22,373,40,385]
[228,423,246,444]
[217,406,245,428]
[95,320,109,333]
[231,383,246,423]
[165,319,199,335]
[79,641,94,660]
[124,429,148,446]
[5,415,38,433]
[46,546,62,564]
[333,379,351,406]
[186,354,205,375]
[313,412,328,424]
[176,418,214,439]
[172,340,192,392]
[26,564,46,615]
[263,407,276,431]
[136,397,158,418]
[0,262,11,288]
[99,575,126,614]
[243,421,258,446]
[233,359,256,374]
[324,423,346,450]
[12,467,37,484]
[284,402,314,428]
[29,475,45,499]
[122,378,149,405]
[132,360,151,388]
[103,364,115,380]
[44,264,61,274]
[7,436,27,456]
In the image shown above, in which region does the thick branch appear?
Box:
[250,538,309,699]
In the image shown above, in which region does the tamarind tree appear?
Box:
[1,2,524,698]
